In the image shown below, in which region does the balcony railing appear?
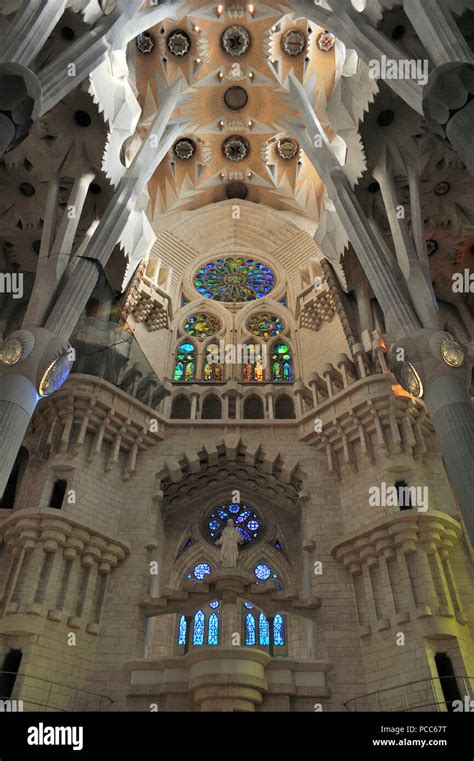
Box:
[0,672,113,712]
[344,676,474,712]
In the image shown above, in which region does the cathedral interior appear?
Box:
[0,0,473,714]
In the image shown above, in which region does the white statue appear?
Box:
[216,519,243,568]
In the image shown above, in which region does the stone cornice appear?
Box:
[28,374,165,480]
[0,508,130,570]
[331,511,462,569]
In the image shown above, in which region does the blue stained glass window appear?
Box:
[259,613,270,646]
[255,563,271,581]
[209,600,219,609]
[193,610,205,645]
[245,613,256,645]
[178,615,187,646]
[193,563,211,580]
[274,614,285,646]
[244,602,253,610]
[207,504,262,544]
[208,613,219,645]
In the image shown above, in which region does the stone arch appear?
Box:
[274,394,295,419]
[243,394,264,419]
[168,541,220,589]
[201,394,222,420]
[170,395,192,419]
[240,542,295,594]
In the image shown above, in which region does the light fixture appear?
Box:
[195,57,201,63]
[217,4,224,15]
[218,71,224,79]
[0,337,23,366]
[248,3,255,13]
[194,25,200,32]
[247,119,253,127]
[440,338,465,368]
[248,71,254,79]
[219,120,225,127]
[38,354,74,397]
[393,361,423,398]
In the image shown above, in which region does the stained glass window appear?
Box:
[254,563,271,581]
[259,613,270,646]
[203,343,224,382]
[209,600,219,609]
[195,258,275,302]
[274,614,285,646]
[207,613,219,645]
[245,613,256,645]
[247,313,285,339]
[193,610,205,645]
[178,615,187,646]
[174,342,196,382]
[242,344,264,383]
[207,504,262,544]
[184,313,221,340]
[189,563,211,580]
[271,343,293,382]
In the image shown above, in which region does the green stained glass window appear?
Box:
[174,342,195,382]
[195,258,275,302]
[271,342,293,382]
[184,312,221,340]
[247,313,285,339]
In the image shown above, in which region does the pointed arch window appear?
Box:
[207,613,219,645]
[271,343,293,382]
[259,612,270,646]
[203,343,224,381]
[193,610,205,645]
[242,343,264,383]
[178,615,187,646]
[174,342,196,382]
[273,614,285,646]
[245,612,256,645]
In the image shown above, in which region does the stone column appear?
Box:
[0,0,67,66]
[288,0,423,113]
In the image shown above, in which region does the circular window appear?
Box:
[247,313,285,339]
[224,86,248,111]
[207,504,262,545]
[195,258,275,302]
[221,25,250,57]
[190,563,211,580]
[277,137,299,160]
[223,135,249,162]
[173,138,195,160]
[184,313,221,339]
[281,29,306,56]
[136,32,155,54]
[254,563,271,581]
[167,29,191,57]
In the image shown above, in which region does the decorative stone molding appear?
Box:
[127,649,331,711]
[140,568,320,622]
[155,435,303,509]
[0,509,130,634]
[28,375,164,480]
[332,512,466,637]
[124,260,172,331]
[296,281,337,332]
[299,375,433,477]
